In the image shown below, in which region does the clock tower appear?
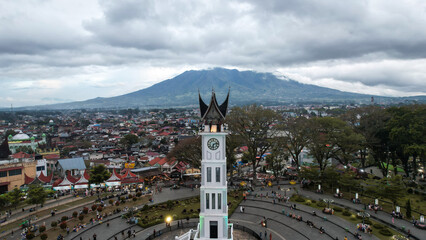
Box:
[196,90,232,240]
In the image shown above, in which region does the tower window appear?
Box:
[218,193,222,209]
[210,125,217,133]
[216,167,220,182]
[206,193,210,209]
[212,193,216,209]
[207,167,211,182]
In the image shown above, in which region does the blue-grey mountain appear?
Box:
[15,68,426,109]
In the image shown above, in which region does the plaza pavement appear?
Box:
[49,182,422,240]
[69,187,200,240]
[0,194,74,224]
[231,186,378,240]
[2,192,128,240]
[296,187,423,240]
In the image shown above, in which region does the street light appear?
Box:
[165,216,172,229]
[323,199,334,209]
[358,211,370,224]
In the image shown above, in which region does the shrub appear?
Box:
[79,214,85,221]
[59,222,67,230]
[190,209,194,212]
[182,209,187,214]
[317,202,326,207]
[364,219,372,225]
[51,221,57,228]
[334,207,343,212]
[142,204,149,211]
[26,232,35,239]
[133,197,137,201]
[407,188,414,194]
[295,195,305,202]
[115,201,120,206]
[136,192,142,197]
[83,207,89,214]
[311,200,317,203]
[40,233,48,240]
[128,194,133,198]
[97,206,103,212]
[379,228,392,236]
[39,225,46,233]
[166,200,174,209]
[342,211,351,216]
[109,199,114,205]
[72,211,78,218]
[61,216,68,222]
[373,223,384,229]
[91,204,97,211]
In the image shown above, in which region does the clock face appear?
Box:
[207,138,219,151]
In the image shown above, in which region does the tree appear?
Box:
[265,140,288,178]
[305,117,342,174]
[119,134,139,150]
[26,185,48,207]
[7,188,23,209]
[358,107,392,177]
[380,175,405,207]
[405,199,412,218]
[332,124,364,166]
[280,117,310,169]
[167,137,201,167]
[227,105,280,181]
[0,194,8,208]
[322,166,341,190]
[339,171,360,193]
[299,166,321,182]
[90,165,110,185]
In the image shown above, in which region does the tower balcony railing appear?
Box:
[228,223,234,240]
[176,223,200,240]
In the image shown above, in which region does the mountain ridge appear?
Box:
[8,68,426,110]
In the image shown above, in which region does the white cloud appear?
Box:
[0,0,425,107]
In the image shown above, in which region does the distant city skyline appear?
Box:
[1,0,426,107]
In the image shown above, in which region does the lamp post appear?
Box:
[166,216,172,230]
[323,199,334,209]
[358,211,370,224]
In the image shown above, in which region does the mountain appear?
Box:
[15,68,426,109]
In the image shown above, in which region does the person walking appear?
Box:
[93,233,97,240]
[269,232,272,240]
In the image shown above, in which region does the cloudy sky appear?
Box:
[1,0,426,107]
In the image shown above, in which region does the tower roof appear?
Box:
[199,89,230,123]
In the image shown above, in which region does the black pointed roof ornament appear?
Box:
[199,89,208,118]
[199,88,230,124]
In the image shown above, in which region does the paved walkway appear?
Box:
[296,187,422,240]
[1,192,126,240]
[70,188,200,240]
[232,190,375,240]
[0,194,74,225]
